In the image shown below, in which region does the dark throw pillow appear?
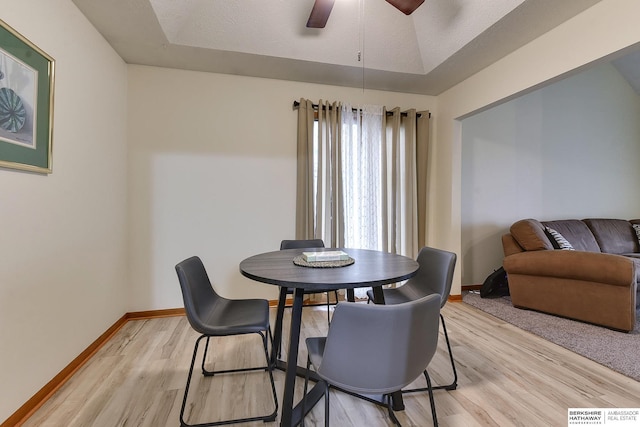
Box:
[544,227,575,250]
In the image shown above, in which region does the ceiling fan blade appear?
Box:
[306,0,335,28]
[385,0,425,15]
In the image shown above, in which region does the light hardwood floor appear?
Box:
[22,302,640,427]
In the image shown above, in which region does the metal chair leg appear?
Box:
[201,333,273,376]
[436,314,458,390]
[326,292,331,325]
[324,383,330,427]
[386,395,402,426]
[302,356,311,427]
[180,335,205,427]
[424,371,439,426]
[180,333,278,427]
[261,331,279,422]
[402,314,457,393]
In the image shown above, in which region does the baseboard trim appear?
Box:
[125,308,185,320]
[2,308,186,427]
[2,314,129,427]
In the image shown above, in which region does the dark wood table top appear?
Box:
[239,248,419,290]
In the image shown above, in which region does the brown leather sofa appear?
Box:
[502,218,640,331]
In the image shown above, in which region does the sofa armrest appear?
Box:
[503,250,635,287]
[502,234,523,257]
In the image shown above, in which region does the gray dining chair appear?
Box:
[366,246,458,391]
[303,294,441,426]
[175,256,278,427]
[280,239,338,325]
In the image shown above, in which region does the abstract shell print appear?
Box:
[0,87,26,132]
[0,18,54,173]
[0,47,36,148]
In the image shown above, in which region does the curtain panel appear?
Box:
[383,107,431,255]
[295,99,343,245]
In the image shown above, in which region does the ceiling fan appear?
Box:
[307,0,425,28]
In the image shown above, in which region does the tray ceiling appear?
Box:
[72,0,602,95]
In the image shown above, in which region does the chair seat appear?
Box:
[195,298,270,336]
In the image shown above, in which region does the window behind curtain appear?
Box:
[311,105,385,249]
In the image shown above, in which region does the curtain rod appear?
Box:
[292,101,429,118]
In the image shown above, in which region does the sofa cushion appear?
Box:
[583,218,639,254]
[541,220,601,252]
[510,219,554,251]
[544,227,575,250]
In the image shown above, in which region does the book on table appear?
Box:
[302,250,349,262]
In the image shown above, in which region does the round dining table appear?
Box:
[240,247,419,427]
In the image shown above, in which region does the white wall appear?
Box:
[433,0,640,296]
[0,0,128,422]
[461,62,640,285]
[127,65,436,310]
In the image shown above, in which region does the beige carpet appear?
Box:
[462,291,640,382]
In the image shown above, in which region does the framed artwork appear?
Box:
[0,19,54,174]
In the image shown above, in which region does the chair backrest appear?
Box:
[405,246,456,307]
[279,239,325,250]
[175,256,222,335]
[316,294,441,395]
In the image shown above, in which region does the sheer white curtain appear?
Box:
[341,104,384,253]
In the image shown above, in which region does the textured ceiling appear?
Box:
[72,0,603,95]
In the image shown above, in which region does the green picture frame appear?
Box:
[0,18,54,174]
